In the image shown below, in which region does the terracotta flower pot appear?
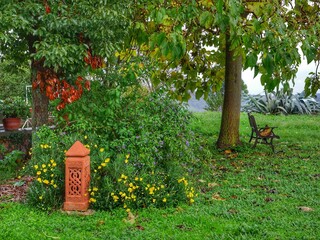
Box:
[2,118,21,131]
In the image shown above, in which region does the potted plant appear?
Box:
[0,96,29,131]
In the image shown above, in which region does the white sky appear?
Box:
[242,58,318,94]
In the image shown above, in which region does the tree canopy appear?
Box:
[131,0,319,98]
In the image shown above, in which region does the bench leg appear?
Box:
[270,138,275,153]
[249,131,254,143]
[253,138,258,148]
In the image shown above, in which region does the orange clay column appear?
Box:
[63,141,90,211]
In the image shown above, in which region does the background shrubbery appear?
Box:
[25,81,212,211]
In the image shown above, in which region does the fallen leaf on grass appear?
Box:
[224,149,232,154]
[212,193,226,201]
[208,182,219,188]
[175,206,184,212]
[298,206,314,212]
[97,220,105,226]
[176,224,192,231]
[123,211,138,225]
[227,209,238,214]
[265,197,274,202]
[136,225,145,231]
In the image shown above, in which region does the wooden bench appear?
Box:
[247,112,280,152]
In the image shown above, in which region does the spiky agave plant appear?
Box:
[242,89,320,114]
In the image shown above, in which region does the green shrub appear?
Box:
[26,84,209,211]
[205,90,224,111]
[0,150,24,179]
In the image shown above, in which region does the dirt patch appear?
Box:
[0,176,33,203]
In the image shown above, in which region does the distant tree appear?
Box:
[0,0,131,127]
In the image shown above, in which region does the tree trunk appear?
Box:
[217,34,242,149]
[31,60,49,130]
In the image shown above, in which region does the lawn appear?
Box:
[0,112,319,240]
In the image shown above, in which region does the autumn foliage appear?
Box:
[29,2,103,111]
[32,66,91,111]
[84,49,104,69]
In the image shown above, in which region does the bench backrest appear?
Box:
[248,112,259,132]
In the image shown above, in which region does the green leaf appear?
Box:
[262,54,274,75]
[245,53,258,69]
[216,0,224,14]
[195,89,203,100]
[156,32,166,46]
[199,11,213,29]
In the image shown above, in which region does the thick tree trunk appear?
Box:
[217,34,242,149]
[31,60,49,130]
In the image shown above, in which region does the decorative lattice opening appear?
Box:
[68,168,82,196]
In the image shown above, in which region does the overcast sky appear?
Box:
[242,59,318,95]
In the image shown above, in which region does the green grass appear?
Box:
[1,112,319,239]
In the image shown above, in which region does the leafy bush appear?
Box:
[0,96,29,118]
[205,90,224,111]
[242,90,320,114]
[0,150,24,176]
[26,83,210,211]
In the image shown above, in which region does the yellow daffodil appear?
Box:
[43,179,49,184]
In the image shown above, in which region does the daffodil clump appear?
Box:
[27,158,63,211]
[89,154,197,211]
